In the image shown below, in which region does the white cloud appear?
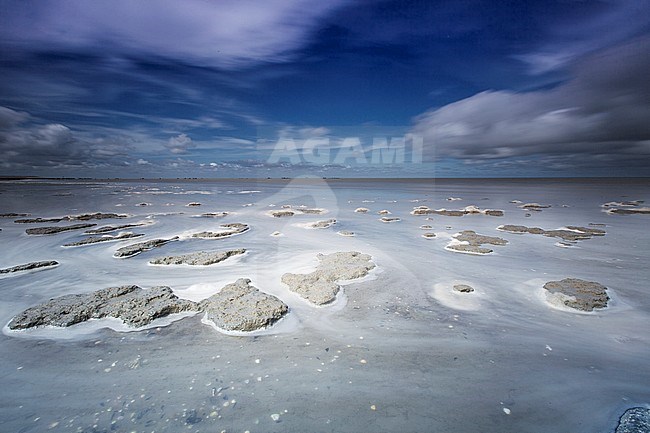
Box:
[514,51,577,76]
[1,122,74,152]
[411,36,650,170]
[36,124,74,148]
[0,0,350,69]
[165,133,195,154]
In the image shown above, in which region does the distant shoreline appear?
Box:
[1,176,649,184]
[3,175,650,181]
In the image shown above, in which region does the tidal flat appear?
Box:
[0,177,649,432]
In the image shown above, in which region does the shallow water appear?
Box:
[0,178,649,432]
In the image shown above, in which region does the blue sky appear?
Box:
[1,0,649,178]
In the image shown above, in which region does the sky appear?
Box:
[1,0,649,178]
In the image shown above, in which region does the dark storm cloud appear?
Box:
[0,106,29,128]
[0,106,138,170]
[412,36,650,173]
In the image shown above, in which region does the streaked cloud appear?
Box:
[0,0,648,177]
[513,0,650,74]
[412,36,650,173]
[0,0,349,69]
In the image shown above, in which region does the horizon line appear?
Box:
[2,175,649,182]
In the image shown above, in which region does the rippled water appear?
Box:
[0,178,648,432]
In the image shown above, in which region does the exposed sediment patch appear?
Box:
[380,217,400,223]
[199,278,288,332]
[0,213,30,218]
[498,224,606,243]
[446,230,508,255]
[543,278,609,312]
[281,251,375,305]
[354,208,369,213]
[149,248,246,266]
[0,260,59,275]
[269,210,295,218]
[307,219,337,229]
[603,200,644,208]
[195,212,229,218]
[298,206,326,215]
[615,407,650,433]
[114,237,179,258]
[63,232,145,247]
[411,205,503,217]
[26,223,97,235]
[518,203,551,211]
[7,285,198,330]
[453,284,474,293]
[430,280,484,311]
[85,222,149,234]
[15,213,128,224]
[268,206,326,218]
[602,200,650,215]
[18,217,82,224]
[192,223,250,239]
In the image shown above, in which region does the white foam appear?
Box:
[200,311,300,336]
[430,280,485,311]
[444,238,491,256]
[2,312,198,340]
[0,262,60,279]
